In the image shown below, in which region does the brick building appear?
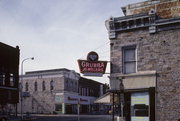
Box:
[105,0,180,121]
[18,68,108,114]
[0,42,19,119]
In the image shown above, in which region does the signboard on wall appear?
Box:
[55,95,63,103]
[78,51,107,77]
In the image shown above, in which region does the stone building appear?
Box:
[18,68,107,114]
[105,0,180,121]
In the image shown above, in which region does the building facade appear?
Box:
[19,68,107,114]
[0,42,20,118]
[105,0,180,121]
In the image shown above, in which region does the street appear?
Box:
[31,115,113,121]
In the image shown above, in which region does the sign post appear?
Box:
[119,78,125,121]
[77,99,80,121]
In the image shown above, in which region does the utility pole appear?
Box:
[119,78,124,121]
[77,99,80,121]
[20,57,34,121]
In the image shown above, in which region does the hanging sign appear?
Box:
[78,51,107,77]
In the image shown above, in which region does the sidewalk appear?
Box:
[7,115,37,121]
[31,113,111,117]
[7,114,112,121]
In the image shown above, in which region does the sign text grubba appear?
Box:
[77,51,108,76]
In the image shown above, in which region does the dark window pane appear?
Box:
[25,82,29,91]
[34,82,38,91]
[55,104,62,112]
[50,80,54,90]
[42,81,46,91]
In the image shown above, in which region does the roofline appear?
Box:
[25,68,73,75]
[0,42,19,50]
[79,77,105,85]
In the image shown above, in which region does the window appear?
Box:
[25,82,29,92]
[79,87,81,95]
[55,104,62,112]
[123,46,136,74]
[0,72,5,86]
[42,81,46,91]
[50,80,54,91]
[131,92,149,119]
[66,80,69,88]
[83,88,86,96]
[10,73,15,87]
[74,82,78,92]
[87,88,89,96]
[70,81,73,88]
[75,82,77,86]
[34,82,38,91]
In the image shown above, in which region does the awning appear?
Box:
[94,92,112,104]
[94,88,152,104]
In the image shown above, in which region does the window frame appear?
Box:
[122,45,137,74]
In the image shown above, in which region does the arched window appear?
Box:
[34,82,38,91]
[25,82,29,92]
[50,80,54,90]
[42,81,46,91]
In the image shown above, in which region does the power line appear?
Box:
[79,41,110,59]
[93,41,110,51]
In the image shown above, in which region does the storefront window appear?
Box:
[55,104,62,112]
[131,92,149,121]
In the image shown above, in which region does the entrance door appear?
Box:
[131,92,149,121]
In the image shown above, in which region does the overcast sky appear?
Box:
[0,0,144,84]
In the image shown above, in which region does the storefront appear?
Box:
[124,88,155,121]
[54,93,96,114]
[131,92,149,121]
[95,71,156,121]
[95,88,155,121]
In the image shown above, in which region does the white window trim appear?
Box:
[122,45,137,74]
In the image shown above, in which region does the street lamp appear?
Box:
[20,57,34,120]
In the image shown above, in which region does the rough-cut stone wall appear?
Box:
[125,0,180,19]
[110,29,180,121]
